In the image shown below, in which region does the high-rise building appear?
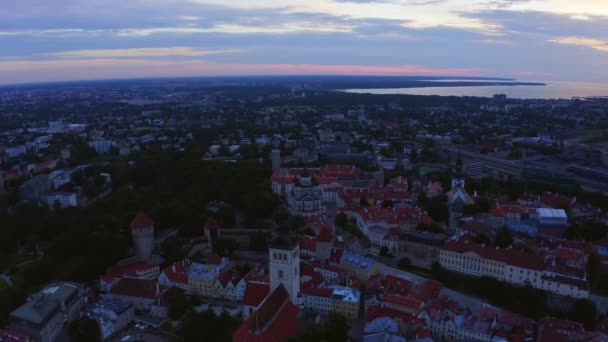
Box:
[130,212,155,263]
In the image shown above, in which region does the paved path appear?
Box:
[0,274,14,288]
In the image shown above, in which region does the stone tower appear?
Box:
[130,211,155,263]
[271,150,281,172]
[204,217,220,249]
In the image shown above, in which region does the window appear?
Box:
[278,270,284,279]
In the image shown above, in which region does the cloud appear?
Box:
[549,36,608,52]
[45,47,240,59]
[0,58,477,84]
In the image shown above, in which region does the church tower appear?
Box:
[268,207,300,303]
[451,153,465,189]
[268,236,300,304]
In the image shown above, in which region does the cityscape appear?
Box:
[1,1,608,342]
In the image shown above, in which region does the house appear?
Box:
[242,281,270,320]
[150,287,186,319]
[158,260,190,290]
[236,264,266,302]
[100,261,160,292]
[9,282,84,342]
[233,284,300,342]
[537,317,598,342]
[83,298,134,340]
[106,277,162,311]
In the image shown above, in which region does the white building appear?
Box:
[47,192,78,208]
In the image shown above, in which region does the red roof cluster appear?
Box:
[366,305,418,324]
[102,261,158,283]
[110,277,160,299]
[383,275,412,296]
[319,164,360,179]
[130,211,154,229]
[161,260,190,284]
[243,282,270,307]
[382,294,424,311]
[233,284,300,342]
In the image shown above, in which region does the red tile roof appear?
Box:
[243,282,270,307]
[301,235,316,252]
[366,305,417,323]
[384,275,412,296]
[317,225,333,242]
[233,284,300,342]
[300,282,333,297]
[382,294,424,311]
[442,238,545,271]
[162,260,190,284]
[102,261,158,283]
[131,211,154,229]
[110,277,159,299]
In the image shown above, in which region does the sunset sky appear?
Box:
[1,0,607,84]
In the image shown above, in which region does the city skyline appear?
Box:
[1,0,607,84]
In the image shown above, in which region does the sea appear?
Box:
[341,81,608,100]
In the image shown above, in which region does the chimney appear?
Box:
[172,264,176,273]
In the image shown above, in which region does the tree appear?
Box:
[334,213,348,229]
[494,227,513,248]
[218,207,235,228]
[397,257,411,270]
[571,299,597,330]
[168,290,189,320]
[359,195,370,208]
[461,204,479,216]
[249,230,269,251]
[473,233,491,246]
[69,319,101,342]
[213,237,239,256]
[379,246,392,257]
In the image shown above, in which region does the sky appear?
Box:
[1,0,607,84]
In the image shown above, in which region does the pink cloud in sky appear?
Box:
[511,71,555,78]
[0,58,478,84]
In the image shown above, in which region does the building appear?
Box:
[269,235,300,303]
[398,231,448,269]
[187,258,229,297]
[233,284,300,342]
[9,283,84,342]
[288,171,323,217]
[242,281,270,319]
[340,250,377,282]
[100,260,160,292]
[46,192,77,208]
[83,298,134,340]
[439,235,590,298]
[106,277,161,311]
[537,208,568,227]
[19,175,52,203]
[130,211,155,263]
[158,260,190,290]
[330,286,360,319]
[88,140,114,154]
